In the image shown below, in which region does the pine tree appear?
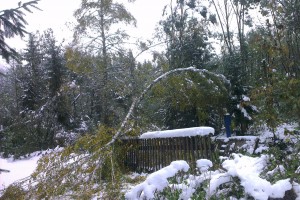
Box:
[21,32,43,112]
[0,0,40,62]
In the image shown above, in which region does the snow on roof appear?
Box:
[139,126,215,139]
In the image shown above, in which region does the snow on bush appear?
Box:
[197,159,213,173]
[125,160,189,199]
[209,153,292,199]
[126,154,297,200]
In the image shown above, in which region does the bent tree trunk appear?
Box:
[105,66,228,148]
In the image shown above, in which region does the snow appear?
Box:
[0,124,299,199]
[125,160,189,200]
[69,80,78,89]
[197,159,213,173]
[0,154,40,190]
[139,126,215,139]
[260,123,298,140]
[0,63,7,75]
[125,153,297,200]
[242,95,250,102]
[237,104,252,120]
[210,154,292,199]
[0,147,63,191]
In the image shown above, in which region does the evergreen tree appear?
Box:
[21,32,44,112]
[0,0,40,61]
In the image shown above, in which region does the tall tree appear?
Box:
[208,0,259,134]
[21,32,44,112]
[73,0,136,126]
[160,0,212,70]
[153,0,223,129]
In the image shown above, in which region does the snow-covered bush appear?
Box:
[0,125,128,199]
[262,128,300,197]
[126,153,299,200]
[125,159,215,200]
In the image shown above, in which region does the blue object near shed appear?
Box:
[224,114,231,137]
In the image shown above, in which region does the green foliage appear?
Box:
[263,129,300,184]
[0,185,26,200]
[160,0,212,69]
[0,0,40,62]
[155,185,182,200]
[252,72,300,136]
[140,71,228,131]
[1,125,126,199]
[1,114,57,158]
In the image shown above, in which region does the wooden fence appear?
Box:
[119,135,217,172]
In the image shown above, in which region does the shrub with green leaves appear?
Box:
[1,126,126,199]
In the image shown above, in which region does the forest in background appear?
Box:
[0,0,300,157]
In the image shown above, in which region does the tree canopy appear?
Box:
[0,0,40,62]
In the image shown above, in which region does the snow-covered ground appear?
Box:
[0,124,299,199]
[0,154,40,190]
[0,148,63,191]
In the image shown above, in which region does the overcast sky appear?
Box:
[2,0,169,64]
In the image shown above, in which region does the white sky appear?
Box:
[2,0,169,64]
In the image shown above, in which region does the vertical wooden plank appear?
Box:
[207,135,213,161]
[202,136,207,158]
[194,136,199,160]
[136,138,140,171]
[145,139,148,171]
[146,139,148,171]
[188,136,192,162]
[174,138,178,160]
[179,137,183,160]
[141,139,145,171]
[158,138,161,170]
[164,138,167,167]
[185,137,189,162]
[150,139,155,171]
[130,139,134,171]
[148,139,151,171]
[166,138,170,166]
[153,138,158,171]
[138,139,141,172]
[159,139,164,168]
[162,138,166,166]
[159,139,163,168]
[199,136,204,158]
[189,137,194,165]
[126,139,130,170]
[171,138,175,162]
[135,139,138,171]
[165,138,168,165]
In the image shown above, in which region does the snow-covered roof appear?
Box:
[139,126,215,139]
